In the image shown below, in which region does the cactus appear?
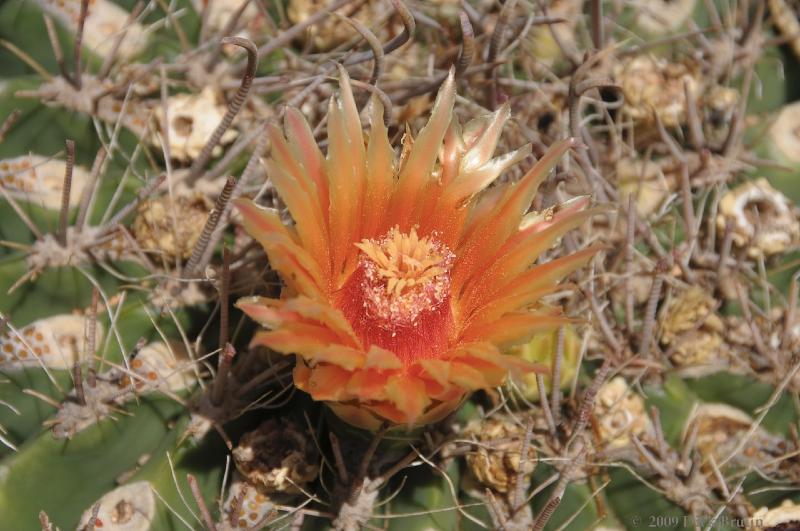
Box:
[0,0,799,530]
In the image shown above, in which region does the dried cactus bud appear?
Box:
[153,88,238,162]
[702,85,739,145]
[616,56,699,127]
[769,0,800,61]
[77,481,155,531]
[286,0,384,51]
[682,403,789,475]
[34,0,146,61]
[132,193,211,261]
[219,475,277,531]
[716,178,800,258]
[232,419,319,495]
[0,155,91,210]
[594,377,653,449]
[507,325,581,401]
[753,499,800,531]
[659,287,726,373]
[766,101,800,169]
[463,417,536,494]
[0,314,104,371]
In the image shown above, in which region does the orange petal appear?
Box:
[448,342,547,376]
[285,107,328,219]
[390,68,456,228]
[236,296,286,327]
[251,329,363,370]
[464,284,563,330]
[450,139,577,296]
[282,297,360,345]
[416,359,451,388]
[265,157,328,268]
[462,202,601,307]
[460,311,573,349]
[362,95,395,240]
[364,345,403,370]
[307,346,366,371]
[301,363,353,401]
[235,199,326,298]
[346,369,391,400]
[447,361,491,389]
[465,244,603,321]
[326,95,360,280]
[384,373,431,423]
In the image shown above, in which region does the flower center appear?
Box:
[354,227,454,330]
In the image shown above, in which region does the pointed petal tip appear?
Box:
[336,63,351,84]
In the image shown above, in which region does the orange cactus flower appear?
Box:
[236,67,601,430]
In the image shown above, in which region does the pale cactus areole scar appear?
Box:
[236,66,602,430]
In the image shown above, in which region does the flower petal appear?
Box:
[390,68,456,228]
[460,312,573,348]
[362,95,395,240]
[384,373,431,423]
[299,363,353,401]
[285,107,328,219]
[364,345,403,369]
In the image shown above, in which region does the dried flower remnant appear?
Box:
[752,499,800,531]
[286,0,385,51]
[593,377,653,449]
[0,155,91,210]
[659,287,727,374]
[33,0,146,61]
[236,69,600,428]
[462,417,536,494]
[769,0,800,61]
[766,101,800,169]
[0,314,103,370]
[682,403,790,476]
[132,193,211,261]
[232,419,319,495]
[716,178,800,258]
[154,87,238,162]
[616,56,699,127]
[702,86,739,145]
[77,481,155,531]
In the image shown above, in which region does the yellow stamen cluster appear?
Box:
[355,227,454,328]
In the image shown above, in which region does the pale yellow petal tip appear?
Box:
[439,67,456,104]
